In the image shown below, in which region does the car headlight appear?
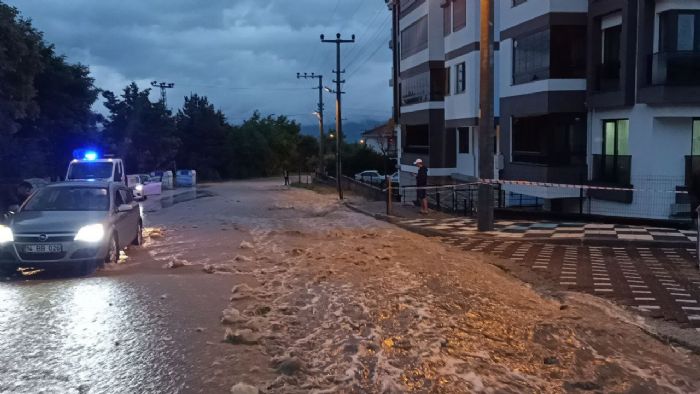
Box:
[135,185,143,192]
[74,224,105,243]
[0,226,13,244]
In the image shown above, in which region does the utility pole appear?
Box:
[478,0,495,231]
[151,81,175,108]
[296,73,325,175]
[321,33,355,200]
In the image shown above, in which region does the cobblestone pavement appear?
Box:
[399,217,697,243]
[440,235,700,329]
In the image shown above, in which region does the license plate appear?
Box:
[24,244,62,253]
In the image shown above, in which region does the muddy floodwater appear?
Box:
[2,180,700,393]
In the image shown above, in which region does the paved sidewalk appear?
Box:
[347,199,700,331]
[350,200,697,247]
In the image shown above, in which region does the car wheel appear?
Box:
[132,222,143,246]
[105,234,119,265]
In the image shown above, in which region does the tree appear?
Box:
[102,83,179,174]
[226,112,303,179]
[0,3,43,137]
[0,4,99,179]
[176,94,229,180]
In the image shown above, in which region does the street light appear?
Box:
[329,133,335,139]
[324,86,334,93]
[359,139,365,144]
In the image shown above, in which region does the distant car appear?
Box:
[354,170,383,185]
[127,174,162,201]
[0,181,143,276]
[390,172,399,185]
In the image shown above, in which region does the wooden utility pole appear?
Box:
[321,33,355,200]
[477,0,495,231]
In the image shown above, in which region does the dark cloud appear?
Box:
[7,0,393,125]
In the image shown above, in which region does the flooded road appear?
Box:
[0,277,185,393]
[2,180,700,393]
[0,186,235,394]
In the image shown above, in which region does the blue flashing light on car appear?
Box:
[84,151,98,161]
[73,148,100,161]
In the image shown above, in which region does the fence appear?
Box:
[315,173,386,201]
[400,183,503,216]
[398,175,693,225]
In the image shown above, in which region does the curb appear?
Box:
[345,203,696,249]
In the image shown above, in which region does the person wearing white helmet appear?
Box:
[414,158,428,214]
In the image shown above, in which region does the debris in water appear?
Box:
[240,241,254,250]
[230,382,259,394]
[224,328,261,345]
[274,357,303,376]
[167,259,185,269]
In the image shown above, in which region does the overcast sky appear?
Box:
[7,0,393,126]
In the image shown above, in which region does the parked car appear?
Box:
[127,174,163,200]
[0,181,143,276]
[354,170,383,185]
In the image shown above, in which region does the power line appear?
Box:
[344,7,386,62]
[344,14,391,72]
[346,39,390,79]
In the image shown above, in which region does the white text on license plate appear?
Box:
[24,244,62,253]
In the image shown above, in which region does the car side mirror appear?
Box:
[117,204,134,213]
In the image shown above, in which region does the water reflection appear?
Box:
[0,278,186,393]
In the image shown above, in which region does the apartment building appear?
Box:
[585,0,700,219]
[388,0,700,220]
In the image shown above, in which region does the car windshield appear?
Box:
[23,187,110,212]
[67,162,113,179]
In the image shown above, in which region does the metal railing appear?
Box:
[399,183,503,216]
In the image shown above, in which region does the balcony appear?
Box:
[594,61,621,92]
[589,154,632,203]
[649,51,700,86]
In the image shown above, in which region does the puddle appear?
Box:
[145,189,214,212]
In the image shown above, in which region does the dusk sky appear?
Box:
[6,0,393,126]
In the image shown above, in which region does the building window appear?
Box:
[455,62,466,94]
[458,128,470,154]
[401,16,428,60]
[512,26,586,85]
[511,114,586,165]
[693,119,700,155]
[659,10,700,52]
[512,0,527,7]
[453,0,466,32]
[603,119,629,157]
[593,119,631,185]
[551,25,587,79]
[513,29,550,84]
[444,66,451,96]
[443,1,451,36]
[400,73,429,105]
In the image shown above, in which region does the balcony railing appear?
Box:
[592,154,631,186]
[649,51,700,86]
[595,61,621,92]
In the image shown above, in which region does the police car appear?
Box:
[66,149,126,185]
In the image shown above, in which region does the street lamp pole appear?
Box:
[296,73,325,175]
[321,33,355,200]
